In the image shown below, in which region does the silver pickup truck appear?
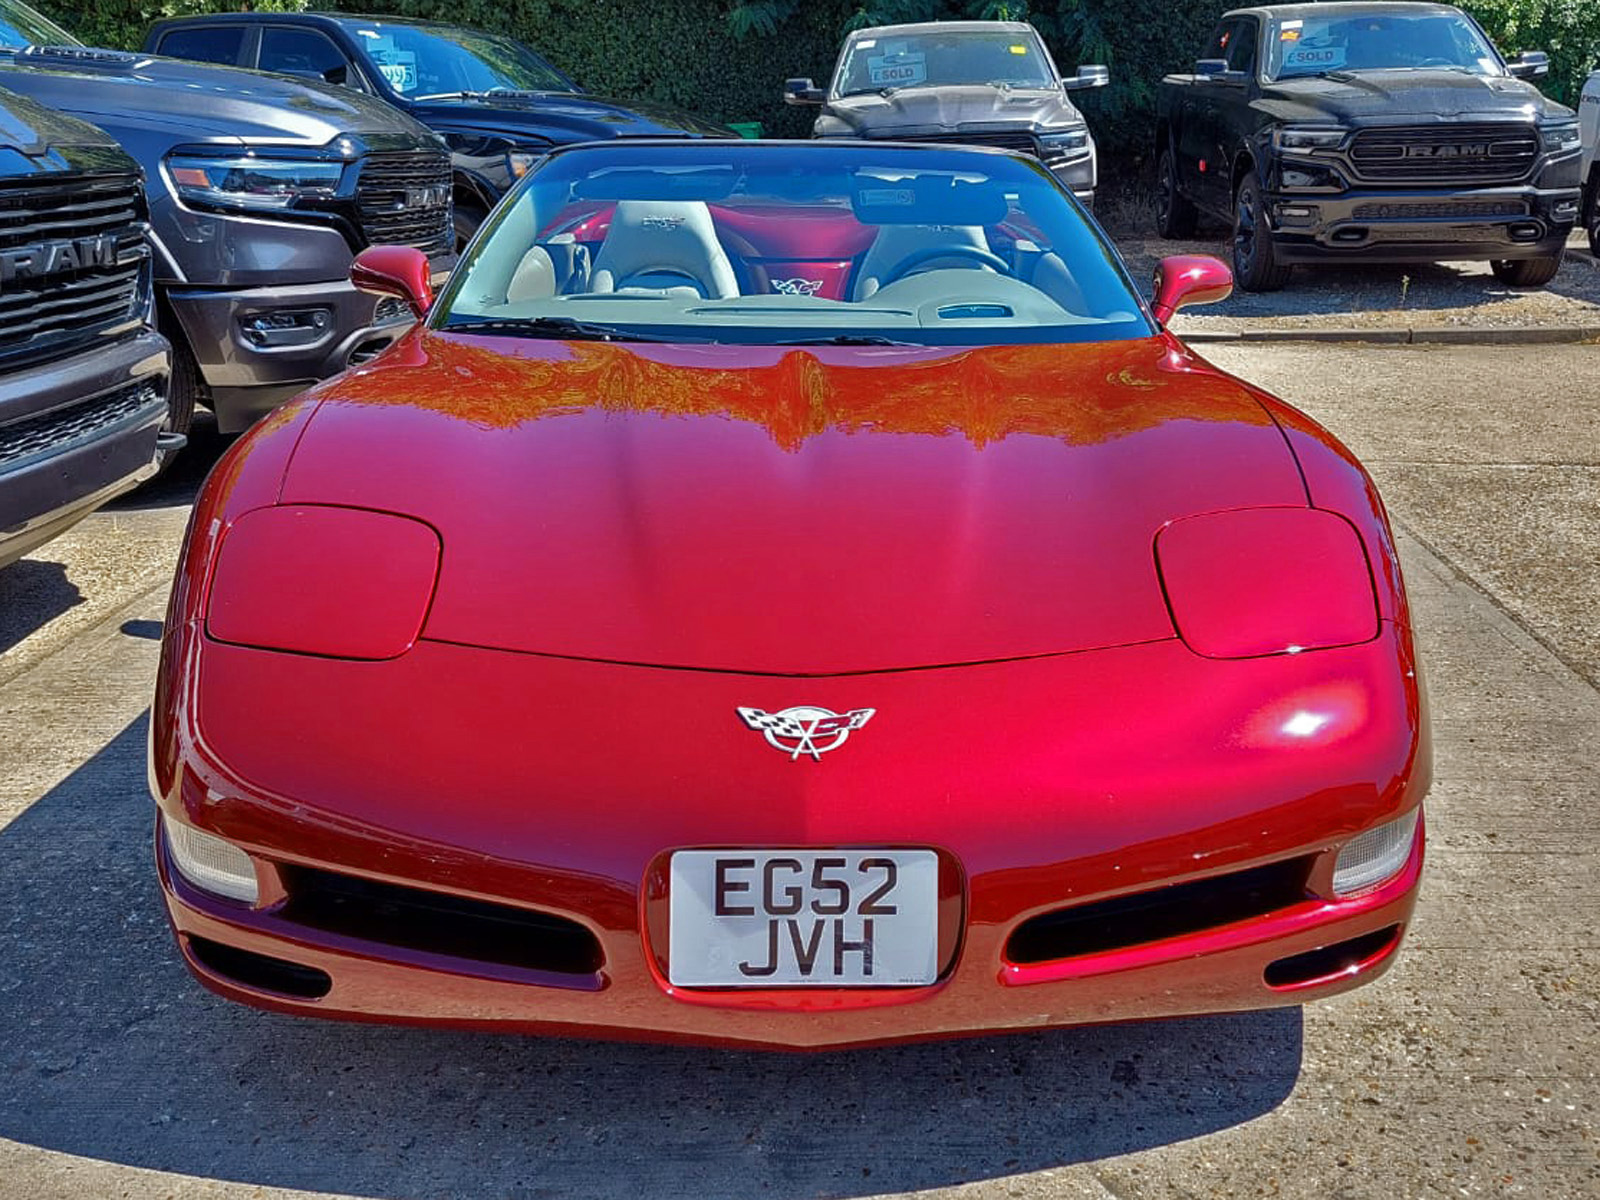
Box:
[1582,67,1599,253]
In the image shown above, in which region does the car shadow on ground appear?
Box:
[0,716,1304,1199]
[1117,232,1600,319]
[0,558,83,656]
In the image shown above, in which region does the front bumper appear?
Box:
[153,625,1429,1049]
[0,331,169,568]
[1264,183,1580,264]
[165,275,440,434]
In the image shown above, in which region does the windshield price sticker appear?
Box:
[868,50,927,87]
[1285,46,1346,69]
[668,849,939,987]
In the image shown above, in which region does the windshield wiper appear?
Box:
[776,334,920,347]
[442,316,691,343]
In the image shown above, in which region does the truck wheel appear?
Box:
[1155,147,1197,238]
[1490,256,1562,288]
[454,202,487,251]
[153,332,200,474]
[1232,171,1291,292]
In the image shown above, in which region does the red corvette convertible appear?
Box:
[151,141,1427,1048]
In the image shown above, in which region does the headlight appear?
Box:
[1540,120,1580,154]
[1332,809,1420,897]
[206,505,441,660]
[1154,507,1380,659]
[1273,126,1348,153]
[166,151,345,212]
[163,814,259,904]
[1039,128,1092,155]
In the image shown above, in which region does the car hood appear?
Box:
[0,81,132,170]
[0,50,430,143]
[282,335,1308,674]
[412,92,732,141]
[823,86,1084,137]
[1258,70,1572,125]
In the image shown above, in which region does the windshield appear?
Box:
[436,144,1150,348]
[341,21,572,97]
[0,0,79,49]
[833,28,1055,95]
[1267,11,1502,79]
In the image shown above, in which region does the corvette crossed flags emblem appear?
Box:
[737,705,876,761]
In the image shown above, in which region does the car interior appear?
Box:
[448,168,1141,337]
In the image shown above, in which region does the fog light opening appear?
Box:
[1264,924,1401,989]
[186,936,331,1000]
[240,308,332,348]
[163,814,260,904]
[1332,809,1419,898]
[1508,221,1542,242]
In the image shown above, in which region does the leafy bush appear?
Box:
[34,0,1600,178]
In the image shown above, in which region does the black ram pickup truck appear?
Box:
[0,85,168,569]
[147,11,732,244]
[1155,2,1581,290]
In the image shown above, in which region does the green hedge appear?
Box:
[37,0,1600,178]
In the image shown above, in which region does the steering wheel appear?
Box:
[879,245,1010,288]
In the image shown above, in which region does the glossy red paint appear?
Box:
[1156,507,1380,659]
[1151,255,1234,326]
[350,245,434,316]
[150,326,1429,1048]
[207,506,440,660]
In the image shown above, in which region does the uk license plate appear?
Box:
[668,849,939,987]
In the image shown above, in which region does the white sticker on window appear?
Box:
[868,51,926,87]
[1284,45,1346,70]
[855,38,876,50]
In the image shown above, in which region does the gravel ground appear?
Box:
[1114,230,1600,335]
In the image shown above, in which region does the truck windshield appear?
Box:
[0,0,80,50]
[341,21,573,98]
[437,143,1152,348]
[1267,12,1502,79]
[834,29,1055,95]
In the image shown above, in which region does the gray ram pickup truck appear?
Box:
[0,0,455,442]
[0,84,168,569]
[1155,2,1581,290]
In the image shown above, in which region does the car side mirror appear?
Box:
[351,245,434,318]
[1195,58,1230,76]
[783,77,825,106]
[1506,50,1549,80]
[1064,64,1109,91]
[1151,255,1233,326]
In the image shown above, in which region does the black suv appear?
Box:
[1155,2,1581,290]
[0,84,168,568]
[0,0,454,440]
[147,11,732,243]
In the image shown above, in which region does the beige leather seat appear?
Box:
[590,201,740,299]
[852,224,997,300]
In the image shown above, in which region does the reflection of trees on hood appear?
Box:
[312,333,1269,452]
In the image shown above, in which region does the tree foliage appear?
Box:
[34,0,1600,179]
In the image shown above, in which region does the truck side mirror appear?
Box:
[1064,64,1109,91]
[1151,255,1233,326]
[351,246,434,318]
[1195,58,1229,76]
[783,77,825,106]
[1507,51,1549,80]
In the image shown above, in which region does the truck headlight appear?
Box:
[1273,126,1348,152]
[167,151,345,212]
[1540,121,1580,154]
[1039,128,1092,156]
